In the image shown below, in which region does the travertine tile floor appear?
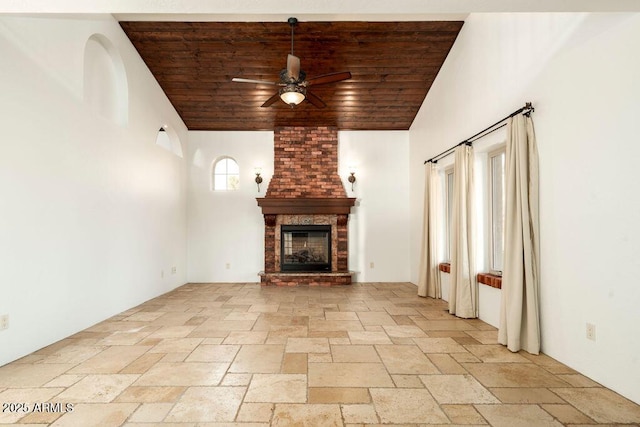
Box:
[1,282,640,426]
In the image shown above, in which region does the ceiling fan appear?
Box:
[232,17,352,108]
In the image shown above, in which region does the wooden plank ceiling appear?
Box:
[120,20,463,131]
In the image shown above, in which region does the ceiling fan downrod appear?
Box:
[288,17,297,56]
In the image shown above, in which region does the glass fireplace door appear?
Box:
[281,225,331,272]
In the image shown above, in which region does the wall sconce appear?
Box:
[254,167,263,192]
[347,166,357,192]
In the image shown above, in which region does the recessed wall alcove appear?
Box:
[83,33,128,126]
[156,127,184,157]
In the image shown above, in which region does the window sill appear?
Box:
[439,263,502,289]
[477,272,502,289]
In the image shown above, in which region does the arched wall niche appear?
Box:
[83,33,129,126]
[155,126,184,158]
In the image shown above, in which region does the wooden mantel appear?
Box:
[256,198,356,215]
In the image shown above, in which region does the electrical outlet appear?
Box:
[0,315,9,331]
[586,323,596,341]
[369,262,374,269]
[226,263,231,270]
[171,266,177,274]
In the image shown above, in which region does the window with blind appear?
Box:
[445,168,454,262]
[489,149,506,273]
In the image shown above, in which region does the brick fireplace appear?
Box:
[257,126,355,286]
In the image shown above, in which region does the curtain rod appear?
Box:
[424,102,534,164]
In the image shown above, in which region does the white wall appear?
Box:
[187,131,273,282]
[0,15,188,366]
[187,130,410,283]
[339,131,410,282]
[409,12,640,404]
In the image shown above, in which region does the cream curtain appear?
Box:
[498,114,540,354]
[418,162,440,298]
[449,144,477,318]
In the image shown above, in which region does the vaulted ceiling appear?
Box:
[120,20,463,131]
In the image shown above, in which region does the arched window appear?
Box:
[212,157,240,191]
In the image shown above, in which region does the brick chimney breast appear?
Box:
[258,126,354,286]
[265,126,347,198]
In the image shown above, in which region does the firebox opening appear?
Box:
[281,225,331,272]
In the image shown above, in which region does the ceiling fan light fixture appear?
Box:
[231,17,351,109]
[279,85,306,107]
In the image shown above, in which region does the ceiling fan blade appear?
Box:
[305,91,326,108]
[306,71,352,86]
[232,77,277,85]
[260,93,281,108]
[287,54,300,80]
